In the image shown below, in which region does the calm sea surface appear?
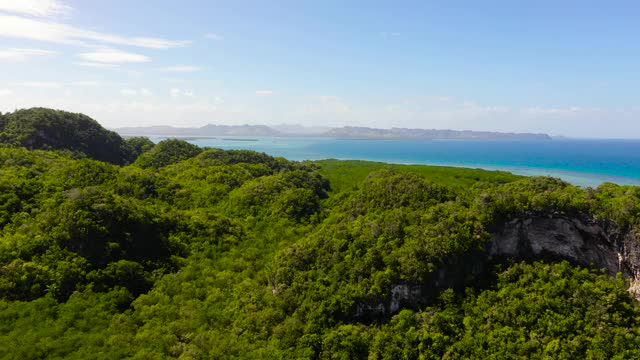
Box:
[150,136,640,187]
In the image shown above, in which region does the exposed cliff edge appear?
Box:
[355,216,640,319]
[489,216,640,298]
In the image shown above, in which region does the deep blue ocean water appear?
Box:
[151,136,640,187]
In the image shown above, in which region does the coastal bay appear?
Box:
[147,136,640,187]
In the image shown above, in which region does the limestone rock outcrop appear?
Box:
[355,215,640,319]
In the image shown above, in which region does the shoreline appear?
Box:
[312,157,640,188]
[147,136,640,188]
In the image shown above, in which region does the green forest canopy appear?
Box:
[0,108,153,165]
[0,108,640,359]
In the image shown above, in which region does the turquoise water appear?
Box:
[152,136,640,187]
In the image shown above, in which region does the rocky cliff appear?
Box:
[489,216,640,297]
[355,215,640,319]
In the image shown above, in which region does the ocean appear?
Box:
[149,136,640,188]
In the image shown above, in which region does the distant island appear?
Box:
[116,124,552,140]
[324,126,552,140]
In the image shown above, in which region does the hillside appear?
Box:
[0,151,638,359]
[0,110,639,359]
[0,108,153,165]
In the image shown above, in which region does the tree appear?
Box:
[0,108,129,164]
[134,139,202,168]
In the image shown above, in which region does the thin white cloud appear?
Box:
[21,81,63,89]
[0,88,13,96]
[0,47,57,61]
[70,81,104,86]
[205,33,224,41]
[120,88,152,96]
[523,106,587,116]
[74,61,117,68]
[120,89,138,96]
[12,80,118,89]
[380,31,401,39]
[302,95,350,114]
[0,0,71,18]
[170,88,194,98]
[79,48,150,64]
[0,14,190,49]
[162,65,201,73]
[256,90,277,96]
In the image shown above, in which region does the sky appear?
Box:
[0,0,639,138]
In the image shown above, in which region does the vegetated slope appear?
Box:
[315,159,522,192]
[0,108,152,165]
[0,137,640,357]
[134,138,202,168]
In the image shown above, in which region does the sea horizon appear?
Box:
[138,135,640,188]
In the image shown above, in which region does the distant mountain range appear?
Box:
[325,127,552,140]
[116,124,280,137]
[115,124,552,141]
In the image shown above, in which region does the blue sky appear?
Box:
[0,0,639,137]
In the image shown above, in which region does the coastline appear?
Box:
[143,136,640,188]
[313,156,640,188]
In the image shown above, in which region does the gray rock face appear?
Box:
[490,216,640,299]
[355,216,640,319]
[353,284,422,319]
[489,217,623,277]
[389,285,423,314]
[619,230,640,297]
